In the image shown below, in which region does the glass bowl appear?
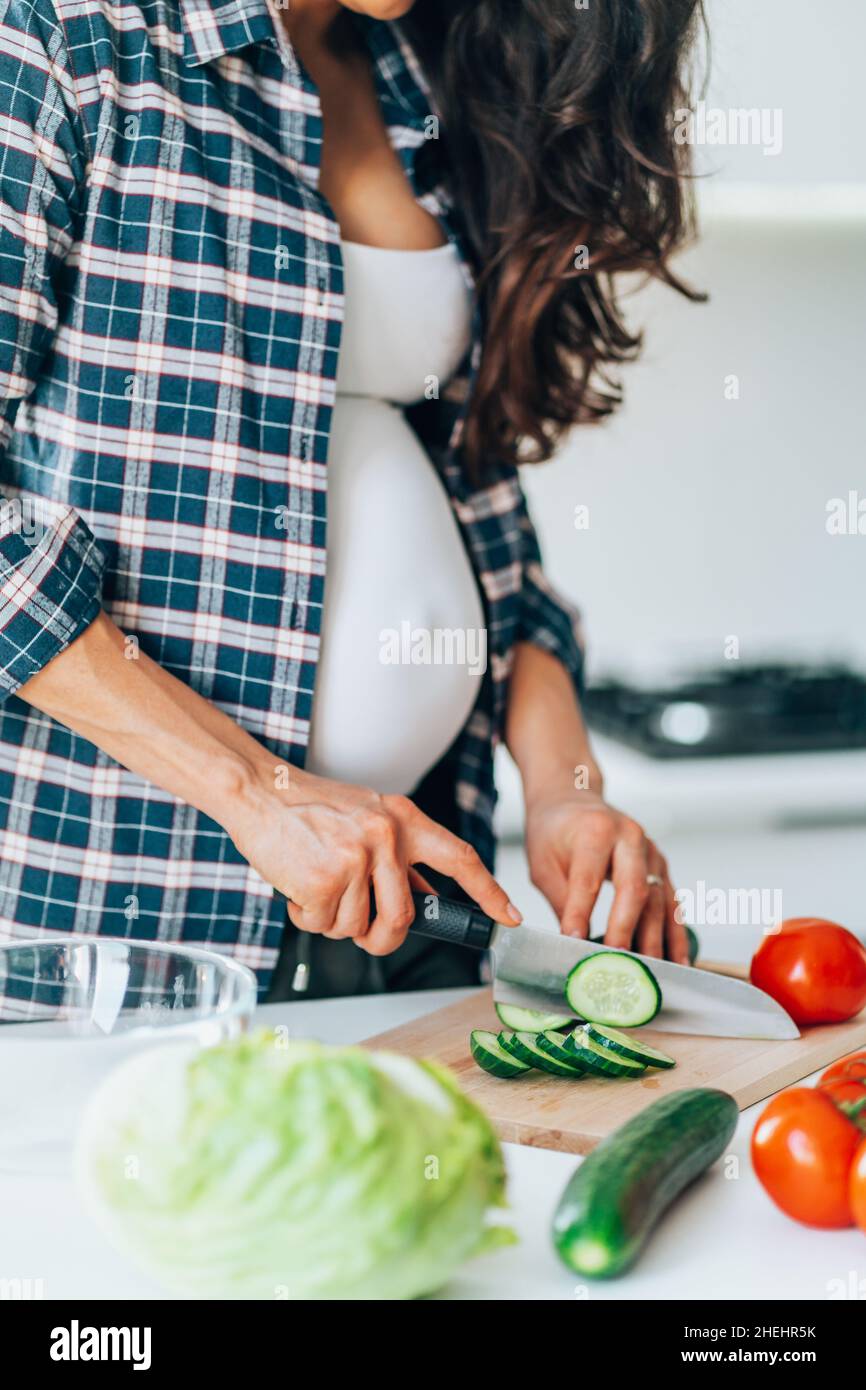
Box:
[0,937,257,1174]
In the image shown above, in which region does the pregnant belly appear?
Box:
[305,396,486,795]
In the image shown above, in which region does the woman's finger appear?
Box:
[287,889,341,937]
[322,871,372,941]
[530,855,569,923]
[664,873,691,966]
[407,815,521,925]
[355,856,416,957]
[558,833,613,938]
[408,865,437,896]
[604,829,651,948]
[634,845,667,958]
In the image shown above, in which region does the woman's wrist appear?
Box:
[222,745,381,845]
[220,743,309,838]
[505,642,604,809]
[520,755,604,812]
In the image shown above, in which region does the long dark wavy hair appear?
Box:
[404,0,707,476]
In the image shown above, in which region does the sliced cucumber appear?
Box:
[470,1030,532,1079]
[500,1030,582,1078]
[564,1028,647,1078]
[585,1023,676,1070]
[534,1030,587,1075]
[565,951,662,1027]
[495,1002,575,1033]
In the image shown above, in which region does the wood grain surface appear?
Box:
[363,989,866,1153]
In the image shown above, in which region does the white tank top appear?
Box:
[305,240,485,794]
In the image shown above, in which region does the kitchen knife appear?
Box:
[403,889,800,1040]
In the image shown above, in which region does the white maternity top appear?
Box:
[305,241,485,794]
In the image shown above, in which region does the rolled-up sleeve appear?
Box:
[515,495,586,696]
[0,3,103,697]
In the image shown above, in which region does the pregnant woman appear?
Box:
[0,0,703,998]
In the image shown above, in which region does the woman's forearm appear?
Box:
[504,641,603,804]
[15,611,519,940]
[16,611,274,826]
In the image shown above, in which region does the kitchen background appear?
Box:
[494,0,866,956]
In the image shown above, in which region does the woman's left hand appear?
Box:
[524,786,689,962]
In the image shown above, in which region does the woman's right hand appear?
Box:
[226,768,522,956]
[17,613,518,958]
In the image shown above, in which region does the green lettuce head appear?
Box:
[75,1032,514,1299]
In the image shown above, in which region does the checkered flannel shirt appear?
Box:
[0,0,584,995]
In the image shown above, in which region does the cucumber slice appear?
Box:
[565,951,662,1027]
[564,1028,647,1078]
[470,1029,532,1079]
[500,1030,582,1078]
[585,1023,676,1070]
[495,1002,575,1033]
[534,1031,587,1075]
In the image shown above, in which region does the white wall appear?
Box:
[521,1,866,682]
[699,0,866,184]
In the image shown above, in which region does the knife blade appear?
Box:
[490,926,799,1039]
[400,890,799,1040]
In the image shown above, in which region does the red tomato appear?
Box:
[751,1087,860,1228]
[819,1077,866,1116]
[750,918,866,1025]
[821,1050,866,1086]
[850,1136,866,1235]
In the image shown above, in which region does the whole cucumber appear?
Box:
[552,1088,738,1279]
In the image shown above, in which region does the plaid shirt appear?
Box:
[0,0,583,995]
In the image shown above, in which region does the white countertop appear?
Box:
[3,986,865,1301]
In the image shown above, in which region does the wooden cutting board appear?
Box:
[362,985,866,1154]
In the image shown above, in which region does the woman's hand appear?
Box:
[227,770,522,955]
[524,784,688,963]
[504,642,687,963]
[18,612,521,957]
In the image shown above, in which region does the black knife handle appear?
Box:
[405,889,497,949]
[274,888,496,950]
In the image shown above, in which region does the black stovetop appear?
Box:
[582,663,866,759]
